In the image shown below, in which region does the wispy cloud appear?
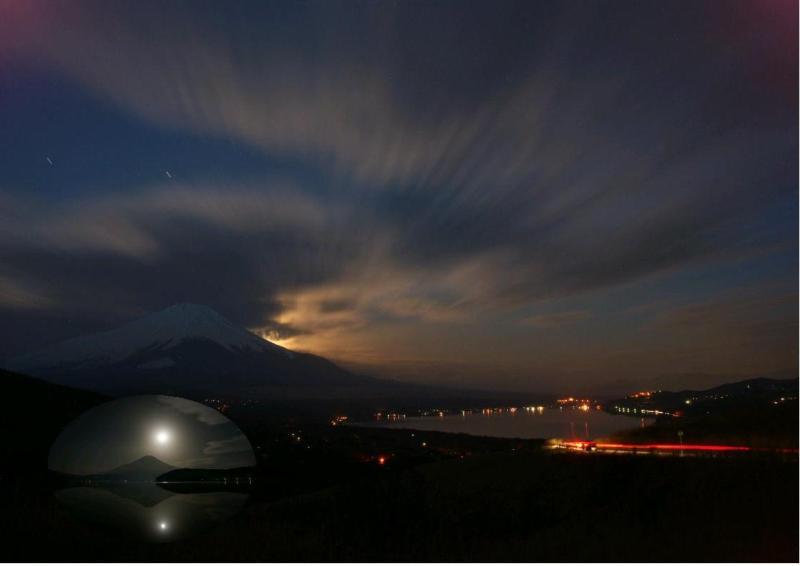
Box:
[157,395,229,425]
[0,273,53,310]
[0,185,328,259]
[202,434,252,456]
[520,310,590,328]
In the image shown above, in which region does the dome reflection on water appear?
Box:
[49,395,256,542]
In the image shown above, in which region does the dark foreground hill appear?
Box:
[0,368,106,474]
[1,444,796,561]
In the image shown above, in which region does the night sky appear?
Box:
[0,0,796,393]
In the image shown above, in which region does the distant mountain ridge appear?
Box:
[700,377,798,397]
[5,303,379,396]
[609,377,798,415]
[598,369,798,397]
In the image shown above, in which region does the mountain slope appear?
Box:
[97,455,176,481]
[5,303,377,396]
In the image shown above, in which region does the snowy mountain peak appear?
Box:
[8,303,287,372]
[130,303,265,345]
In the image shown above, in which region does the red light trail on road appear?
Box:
[557,440,797,454]
[595,442,750,452]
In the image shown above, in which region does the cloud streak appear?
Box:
[158,395,229,425]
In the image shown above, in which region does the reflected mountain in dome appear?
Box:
[49,395,256,541]
[55,486,248,542]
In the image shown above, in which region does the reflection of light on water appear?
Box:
[56,487,250,543]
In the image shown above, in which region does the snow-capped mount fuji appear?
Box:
[11,303,289,371]
[6,303,374,396]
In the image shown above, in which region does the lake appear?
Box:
[361,408,650,440]
[55,484,248,542]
